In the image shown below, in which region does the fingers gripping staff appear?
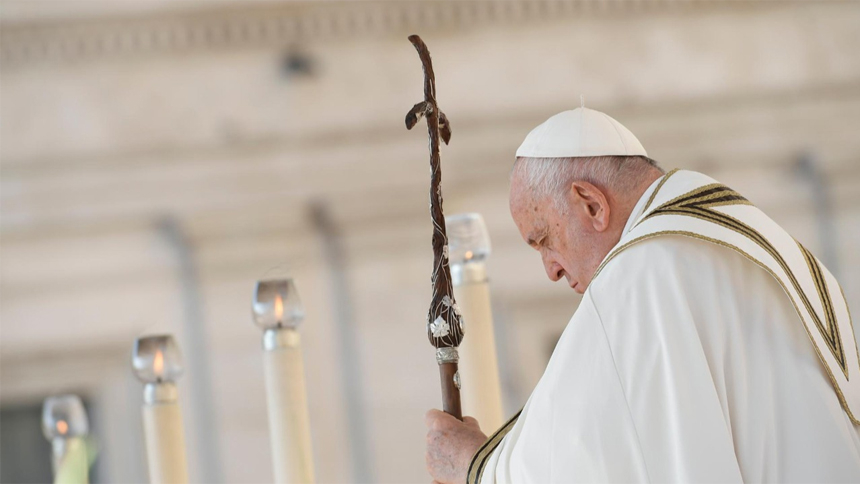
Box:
[404,35,463,421]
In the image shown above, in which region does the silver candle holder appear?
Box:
[447,212,492,286]
[252,278,315,484]
[253,279,305,350]
[43,394,89,479]
[132,334,184,404]
[445,212,505,431]
[132,334,189,484]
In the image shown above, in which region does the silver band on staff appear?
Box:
[436,347,460,365]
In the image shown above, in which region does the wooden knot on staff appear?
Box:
[404,34,463,420]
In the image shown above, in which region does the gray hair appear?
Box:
[511,155,663,211]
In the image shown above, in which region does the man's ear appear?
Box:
[569,181,611,232]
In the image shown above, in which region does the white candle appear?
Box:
[448,213,505,432]
[253,279,315,484]
[42,395,90,484]
[53,437,89,484]
[133,335,189,484]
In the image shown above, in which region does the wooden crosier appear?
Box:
[404,34,463,420]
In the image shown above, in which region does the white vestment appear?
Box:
[469,170,860,483]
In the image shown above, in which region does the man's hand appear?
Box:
[425,409,488,484]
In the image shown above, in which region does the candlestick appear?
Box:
[43,394,89,484]
[132,334,189,484]
[252,279,315,484]
[447,213,505,432]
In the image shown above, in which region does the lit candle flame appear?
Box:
[57,420,68,436]
[465,250,473,261]
[274,294,284,324]
[153,349,164,380]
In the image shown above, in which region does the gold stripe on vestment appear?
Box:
[798,242,843,374]
[641,168,679,213]
[590,177,858,423]
[839,283,860,376]
[635,185,847,376]
[466,409,522,484]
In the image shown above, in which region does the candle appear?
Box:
[132,334,189,484]
[447,213,505,432]
[252,279,315,484]
[42,394,89,484]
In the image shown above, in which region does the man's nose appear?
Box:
[542,255,564,282]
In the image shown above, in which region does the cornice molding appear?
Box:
[0,1,725,68]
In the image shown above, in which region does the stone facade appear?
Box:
[2,1,859,482]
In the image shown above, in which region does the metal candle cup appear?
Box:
[43,394,90,483]
[132,334,189,484]
[252,279,315,484]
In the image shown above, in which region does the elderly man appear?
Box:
[425,108,860,483]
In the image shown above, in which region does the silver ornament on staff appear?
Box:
[447,213,505,431]
[252,278,315,484]
[42,394,90,484]
[132,334,189,484]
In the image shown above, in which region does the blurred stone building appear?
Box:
[1,1,858,482]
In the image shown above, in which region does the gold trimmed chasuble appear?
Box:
[467,169,860,484]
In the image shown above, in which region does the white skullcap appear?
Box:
[516,107,647,158]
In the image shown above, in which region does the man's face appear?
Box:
[509,173,603,295]
[510,175,593,294]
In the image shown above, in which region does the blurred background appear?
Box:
[1,1,858,482]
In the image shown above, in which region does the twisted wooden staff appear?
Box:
[404,34,463,420]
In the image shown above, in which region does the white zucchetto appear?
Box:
[516,108,647,158]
